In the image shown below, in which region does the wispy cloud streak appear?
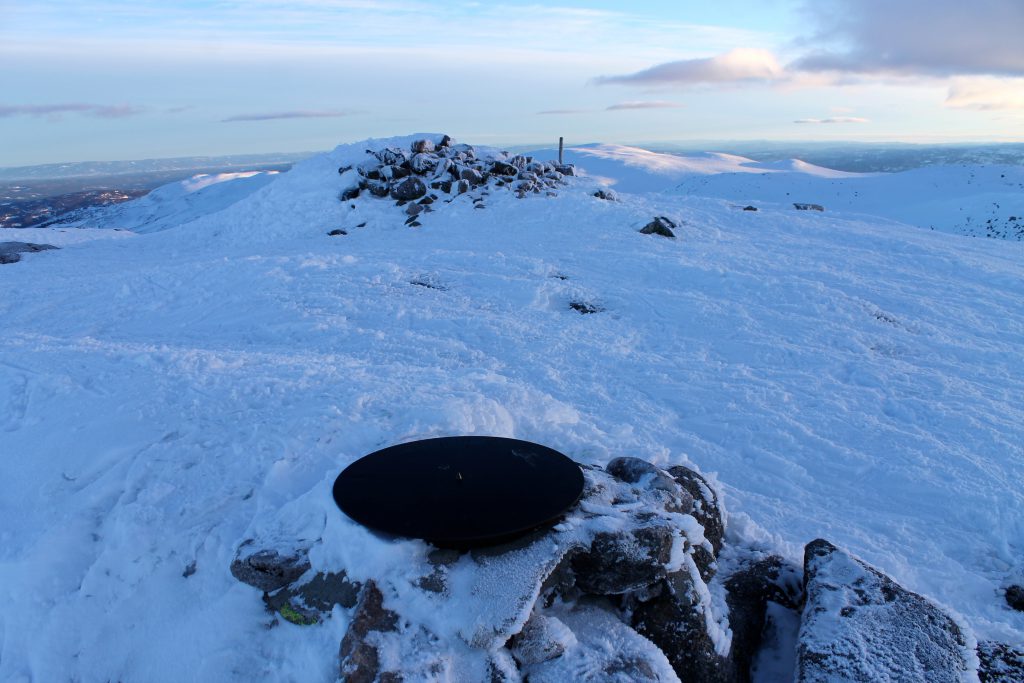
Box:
[222,109,359,122]
[0,103,146,119]
[606,101,683,110]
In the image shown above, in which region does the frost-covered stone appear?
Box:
[607,456,692,514]
[525,603,678,682]
[411,139,435,154]
[339,581,400,683]
[632,570,735,683]
[508,612,576,666]
[264,570,361,624]
[572,525,676,594]
[797,539,970,683]
[668,464,724,580]
[230,544,311,593]
[978,640,1024,682]
[391,177,427,201]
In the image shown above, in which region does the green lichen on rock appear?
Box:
[279,603,318,626]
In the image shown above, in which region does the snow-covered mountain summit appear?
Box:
[1,135,1022,681]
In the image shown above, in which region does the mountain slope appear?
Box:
[0,136,1021,681]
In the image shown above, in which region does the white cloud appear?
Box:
[944,77,1024,110]
[595,48,783,86]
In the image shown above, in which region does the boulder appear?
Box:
[554,164,576,176]
[411,139,436,154]
[230,545,311,593]
[639,217,676,239]
[460,167,485,185]
[391,177,428,202]
[491,160,518,176]
[526,603,678,682]
[632,571,735,683]
[594,189,618,201]
[1005,585,1024,611]
[339,581,401,683]
[797,539,971,682]
[724,556,803,679]
[571,524,675,595]
[606,457,692,515]
[327,229,347,236]
[742,205,758,212]
[667,465,724,580]
[264,570,362,625]
[339,186,360,201]
[509,612,576,666]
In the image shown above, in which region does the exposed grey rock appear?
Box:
[391,177,427,201]
[411,139,435,153]
[491,160,518,176]
[0,242,59,265]
[364,181,390,198]
[264,570,362,624]
[230,545,311,593]
[742,205,758,212]
[375,147,406,166]
[572,524,675,594]
[410,153,438,174]
[725,555,803,680]
[667,464,724,580]
[327,229,347,236]
[380,164,410,182]
[569,300,601,315]
[797,539,970,683]
[438,134,453,148]
[340,186,360,201]
[794,203,825,211]
[460,167,485,185]
[555,164,576,176]
[339,581,400,683]
[606,457,691,511]
[632,571,735,683]
[509,613,575,666]
[1005,585,1024,612]
[455,179,470,195]
[978,641,1024,682]
[639,217,676,239]
[594,189,618,201]
[405,203,425,217]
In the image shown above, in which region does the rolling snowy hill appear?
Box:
[1,135,1021,681]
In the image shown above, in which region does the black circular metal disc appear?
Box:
[333,436,584,548]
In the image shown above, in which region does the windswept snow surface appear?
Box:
[1,135,1022,681]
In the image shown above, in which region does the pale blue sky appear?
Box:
[2,0,1022,165]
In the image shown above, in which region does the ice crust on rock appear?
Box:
[797,539,974,683]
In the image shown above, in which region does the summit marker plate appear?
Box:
[333,436,585,548]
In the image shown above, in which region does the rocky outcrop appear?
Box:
[667,465,724,581]
[793,203,825,212]
[640,216,677,239]
[0,241,59,265]
[337,136,575,229]
[797,539,971,682]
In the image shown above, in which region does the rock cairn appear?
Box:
[229,456,1024,682]
[336,135,576,228]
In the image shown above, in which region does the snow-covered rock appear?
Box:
[797,539,974,682]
